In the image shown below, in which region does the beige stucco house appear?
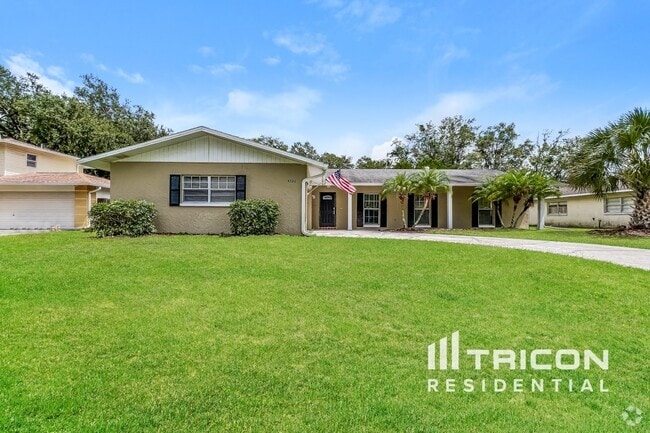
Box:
[530,186,635,229]
[0,138,110,229]
[79,126,523,235]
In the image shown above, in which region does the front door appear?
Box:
[319,192,336,228]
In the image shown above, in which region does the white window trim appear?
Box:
[26,154,37,168]
[363,193,380,227]
[604,196,634,215]
[180,175,236,207]
[414,194,431,227]
[478,199,495,227]
[548,201,568,216]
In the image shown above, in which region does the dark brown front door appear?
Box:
[319,192,336,228]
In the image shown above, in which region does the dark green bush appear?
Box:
[228,199,280,236]
[89,199,157,237]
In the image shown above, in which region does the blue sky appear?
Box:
[2,1,648,159]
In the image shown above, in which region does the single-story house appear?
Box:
[0,138,110,229]
[78,126,524,235]
[530,186,635,228]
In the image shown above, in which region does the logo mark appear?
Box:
[621,406,643,427]
[428,331,459,370]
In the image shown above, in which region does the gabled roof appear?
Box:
[0,138,78,160]
[320,168,502,186]
[0,172,110,188]
[78,126,328,171]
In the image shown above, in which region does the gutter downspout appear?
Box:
[301,171,327,236]
[87,187,102,228]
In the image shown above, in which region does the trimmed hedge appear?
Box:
[89,199,157,237]
[228,199,280,236]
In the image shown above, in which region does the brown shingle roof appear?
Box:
[0,172,110,188]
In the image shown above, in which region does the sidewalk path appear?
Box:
[313,230,650,271]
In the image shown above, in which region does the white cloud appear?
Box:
[4,53,74,95]
[197,46,215,57]
[80,53,144,84]
[410,74,557,126]
[307,61,349,79]
[273,30,349,80]
[264,56,281,66]
[441,43,469,63]
[116,68,145,84]
[209,63,246,75]
[273,32,326,55]
[371,137,400,160]
[190,63,246,76]
[313,0,401,29]
[225,86,321,123]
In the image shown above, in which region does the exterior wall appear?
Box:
[450,186,474,229]
[499,199,529,228]
[1,143,77,175]
[74,186,90,228]
[310,186,405,230]
[309,185,497,230]
[110,162,308,234]
[530,193,633,228]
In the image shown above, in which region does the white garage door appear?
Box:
[0,192,75,229]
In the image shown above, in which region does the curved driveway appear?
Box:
[313,230,650,271]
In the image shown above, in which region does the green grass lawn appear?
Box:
[428,227,650,249]
[1,232,648,432]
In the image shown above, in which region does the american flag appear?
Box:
[326,169,356,195]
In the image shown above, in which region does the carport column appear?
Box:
[447,187,453,229]
[347,193,352,230]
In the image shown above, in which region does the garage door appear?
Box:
[0,192,75,229]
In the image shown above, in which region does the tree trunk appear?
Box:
[629,190,650,229]
[509,199,520,228]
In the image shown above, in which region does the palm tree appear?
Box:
[380,172,412,229]
[472,170,559,228]
[410,167,449,226]
[568,107,650,229]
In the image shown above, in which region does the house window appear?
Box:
[26,154,37,167]
[548,201,568,216]
[182,175,236,205]
[363,193,380,226]
[478,199,494,226]
[605,196,634,214]
[414,194,430,226]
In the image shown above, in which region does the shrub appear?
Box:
[228,199,280,236]
[89,199,157,237]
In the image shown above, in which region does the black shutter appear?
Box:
[495,201,503,227]
[236,175,246,200]
[380,198,387,228]
[407,194,414,227]
[471,200,479,228]
[431,195,438,228]
[170,175,181,206]
[356,193,364,227]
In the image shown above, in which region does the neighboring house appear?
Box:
[0,138,110,230]
[529,186,635,228]
[79,126,524,235]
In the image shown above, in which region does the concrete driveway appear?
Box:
[313,230,650,271]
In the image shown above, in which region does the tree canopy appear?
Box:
[568,107,650,229]
[0,67,169,161]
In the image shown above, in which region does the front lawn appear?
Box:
[0,232,648,432]
[428,227,650,249]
